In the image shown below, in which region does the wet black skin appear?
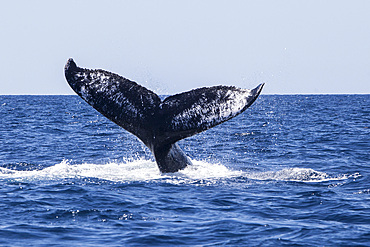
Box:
[65,58,264,173]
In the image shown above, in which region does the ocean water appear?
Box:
[0,94,369,246]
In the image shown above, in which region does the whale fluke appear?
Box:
[65,58,264,173]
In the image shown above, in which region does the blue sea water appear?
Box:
[0,94,369,246]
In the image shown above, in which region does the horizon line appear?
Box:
[1,93,369,96]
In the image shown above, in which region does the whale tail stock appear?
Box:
[64,58,264,173]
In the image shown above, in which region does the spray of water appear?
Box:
[0,159,358,184]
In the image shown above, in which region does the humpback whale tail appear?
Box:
[65,58,264,173]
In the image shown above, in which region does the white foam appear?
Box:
[167,160,243,185]
[0,160,356,184]
[0,159,241,184]
[0,159,161,182]
[245,167,356,182]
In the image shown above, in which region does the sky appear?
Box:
[0,0,369,95]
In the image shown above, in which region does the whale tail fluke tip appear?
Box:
[65,58,77,72]
[256,83,265,93]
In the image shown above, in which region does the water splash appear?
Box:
[245,167,359,182]
[0,160,357,184]
[0,159,160,182]
[0,159,241,184]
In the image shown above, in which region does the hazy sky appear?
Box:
[1,0,369,95]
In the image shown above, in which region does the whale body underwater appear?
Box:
[64,59,264,173]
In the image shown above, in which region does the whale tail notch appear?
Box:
[65,58,264,173]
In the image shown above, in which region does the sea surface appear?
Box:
[0,94,369,246]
